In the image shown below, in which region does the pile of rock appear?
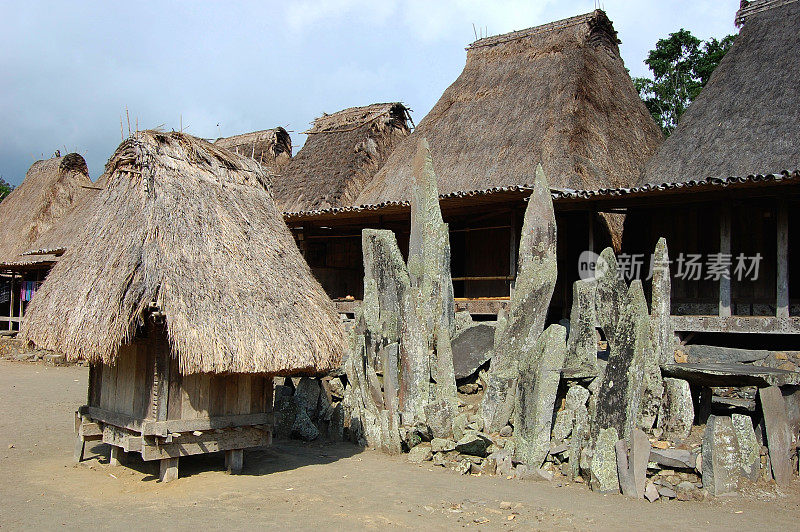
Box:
[0,337,75,366]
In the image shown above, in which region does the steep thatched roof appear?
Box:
[0,154,92,266]
[354,11,662,206]
[641,0,800,184]
[21,131,347,375]
[214,127,292,174]
[272,103,411,213]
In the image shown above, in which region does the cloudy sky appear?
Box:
[0,0,739,186]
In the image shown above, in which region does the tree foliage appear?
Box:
[634,29,736,135]
[0,176,13,201]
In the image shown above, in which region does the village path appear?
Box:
[1,359,799,530]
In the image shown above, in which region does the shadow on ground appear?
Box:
[83,438,364,481]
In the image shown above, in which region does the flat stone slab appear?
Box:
[663,363,800,387]
[452,324,495,379]
[680,345,771,364]
[649,448,696,469]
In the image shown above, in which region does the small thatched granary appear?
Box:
[284,11,662,317]
[214,127,292,173]
[0,153,93,331]
[20,131,347,481]
[272,103,411,214]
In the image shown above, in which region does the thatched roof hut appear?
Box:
[21,131,347,375]
[214,127,292,174]
[354,11,663,206]
[641,0,800,184]
[272,103,411,213]
[0,154,92,266]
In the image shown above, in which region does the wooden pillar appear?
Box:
[719,206,732,317]
[225,449,244,474]
[109,445,123,466]
[8,273,15,330]
[587,211,595,253]
[73,435,86,463]
[159,457,179,482]
[777,200,789,318]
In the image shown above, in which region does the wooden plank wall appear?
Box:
[92,327,274,422]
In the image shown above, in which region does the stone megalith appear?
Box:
[407,138,457,417]
[593,281,650,444]
[702,415,740,496]
[650,238,674,366]
[657,377,694,440]
[731,413,761,482]
[591,427,620,493]
[594,248,627,345]
[481,165,557,432]
[514,324,567,468]
[564,279,598,376]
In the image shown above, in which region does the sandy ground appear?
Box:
[1,360,800,530]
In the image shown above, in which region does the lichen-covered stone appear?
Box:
[455,431,492,457]
[481,165,557,432]
[593,281,651,444]
[594,248,628,345]
[702,415,740,496]
[564,280,599,376]
[657,377,694,440]
[590,427,620,493]
[650,238,674,366]
[408,138,457,414]
[514,324,567,468]
[731,413,760,482]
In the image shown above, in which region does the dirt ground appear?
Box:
[1,360,799,530]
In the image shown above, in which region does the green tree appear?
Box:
[634,30,736,135]
[0,176,13,201]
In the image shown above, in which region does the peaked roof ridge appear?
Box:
[467,9,613,50]
[736,0,798,25]
[304,102,408,135]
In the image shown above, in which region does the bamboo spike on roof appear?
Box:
[214,127,292,174]
[641,0,800,185]
[272,103,411,213]
[353,10,663,207]
[0,153,92,267]
[21,131,347,375]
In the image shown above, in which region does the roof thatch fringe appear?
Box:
[641,0,800,184]
[0,153,92,266]
[272,103,411,213]
[214,127,292,173]
[20,131,347,375]
[353,10,662,207]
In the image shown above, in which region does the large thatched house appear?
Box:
[21,131,347,481]
[0,153,93,331]
[273,103,411,214]
[564,0,800,340]
[214,127,292,174]
[284,10,663,318]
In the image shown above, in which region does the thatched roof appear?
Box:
[21,131,347,375]
[272,103,411,213]
[641,0,800,184]
[354,11,663,206]
[214,127,292,174]
[0,154,92,267]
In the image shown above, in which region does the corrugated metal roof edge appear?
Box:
[283,170,800,219]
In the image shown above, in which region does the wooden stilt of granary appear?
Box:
[20,131,347,482]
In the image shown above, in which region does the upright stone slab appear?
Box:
[759,386,793,486]
[630,429,651,499]
[594,248,627,345]
[731,413,760,482]
[615,440,637,497]
[481,165,557,432]
[650,238,674,366]
[702,415,740,496]
[514,324,567,468]
[593,281,650,443]
[657,377,694,440]
[591,427,620,494]
[564,280,598,376]
[452,323,495,379]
